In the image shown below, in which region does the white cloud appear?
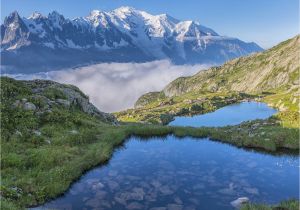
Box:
[6,60,209,112]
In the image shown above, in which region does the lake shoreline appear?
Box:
[27,118,299,207]
[32,130,299,210]
[3,117,299,209]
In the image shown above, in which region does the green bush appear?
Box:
[43,87,66,100]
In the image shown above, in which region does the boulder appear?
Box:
[23,102,36,111]
[22,79,117,124]
[230,197,249,208]
[56,98,71,108]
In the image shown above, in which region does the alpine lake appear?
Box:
[34,102,299,210]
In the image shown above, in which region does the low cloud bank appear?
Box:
[6,60,209,112]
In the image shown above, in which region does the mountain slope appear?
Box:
[1,7,263,73]
[116,35,299,126]
[1,77,298,210]
[163,35,299,96]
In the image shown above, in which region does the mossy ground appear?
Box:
[241,199,299,210]
[1,77,299,209]
[1,116,299,209]
[115,91,255,124]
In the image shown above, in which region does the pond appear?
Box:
[34,102,299,210]
[169,102,277,127]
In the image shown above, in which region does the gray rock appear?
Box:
[15,79,117,124]
[70,130,79,134]
[15,130,22,136]
[33,130,41,136]
[12,100,21,108]
[23,102,36,111]
[230,197,249,208]
[56,98,71,108]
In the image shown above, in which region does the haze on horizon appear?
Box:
[7,61,208,112]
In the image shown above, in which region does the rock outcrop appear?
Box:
[13,78,117,124]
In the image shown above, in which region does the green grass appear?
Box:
[241,199,299,210]
[2,115,298,209]
[1,77,299,209]
[115,91,254,124]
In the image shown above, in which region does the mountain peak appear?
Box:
[9,10,20,18]
[114,6,138,14]
[29,11,44,19]
[89,10,102,17]
[1,7,263,72]
[5,11,21,23]
[48,11,64,20]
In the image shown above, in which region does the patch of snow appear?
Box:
[7,44,19,50]
[113,39,129,48]
[28,12,44,19]
[44,42,55,49]
[65,39,82,49]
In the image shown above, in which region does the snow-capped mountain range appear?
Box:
[1,7,263,73]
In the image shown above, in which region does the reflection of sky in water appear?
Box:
[36,137,299,210]
[33,102,296,210]
[169,102,277,127]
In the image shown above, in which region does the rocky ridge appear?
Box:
[5,78,116,123]
[1,7,263,73]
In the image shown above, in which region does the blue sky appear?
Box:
[1,0,299,48]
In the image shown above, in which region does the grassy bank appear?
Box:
[1,77,299,209]
[1,117,299,209]
[115,91,255,124]
[241,199,299,210]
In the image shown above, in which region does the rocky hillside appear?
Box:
[162,35,299,97]
[1,7,262,73]
[1,77,116,141]
[117,36,299,126]
[136,35,299,104]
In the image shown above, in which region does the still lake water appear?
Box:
[35,102,299,210]
[169,102,277,127]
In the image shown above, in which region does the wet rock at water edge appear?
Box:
[230,197,249,208]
